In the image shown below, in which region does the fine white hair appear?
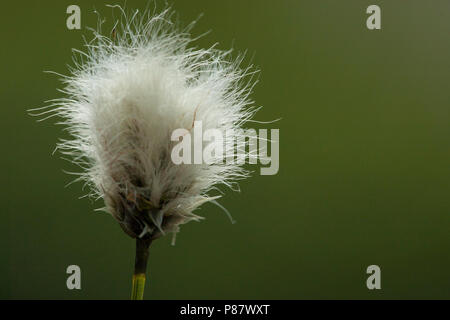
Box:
[32,6,259,241]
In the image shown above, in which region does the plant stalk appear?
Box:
[131,236,152,300]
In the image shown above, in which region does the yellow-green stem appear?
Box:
[131,273,146,300]
[131,237,152,300]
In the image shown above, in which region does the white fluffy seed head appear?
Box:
[35,7,259,241]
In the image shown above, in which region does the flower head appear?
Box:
[35,7,258,242]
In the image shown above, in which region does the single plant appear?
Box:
[31,6,259,299]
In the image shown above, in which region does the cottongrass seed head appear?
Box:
[32,6,259,243]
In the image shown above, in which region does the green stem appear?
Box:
[131,237,152,300]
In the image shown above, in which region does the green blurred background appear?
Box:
[1,0,449,299]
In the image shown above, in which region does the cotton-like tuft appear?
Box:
[34,7,259,242]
